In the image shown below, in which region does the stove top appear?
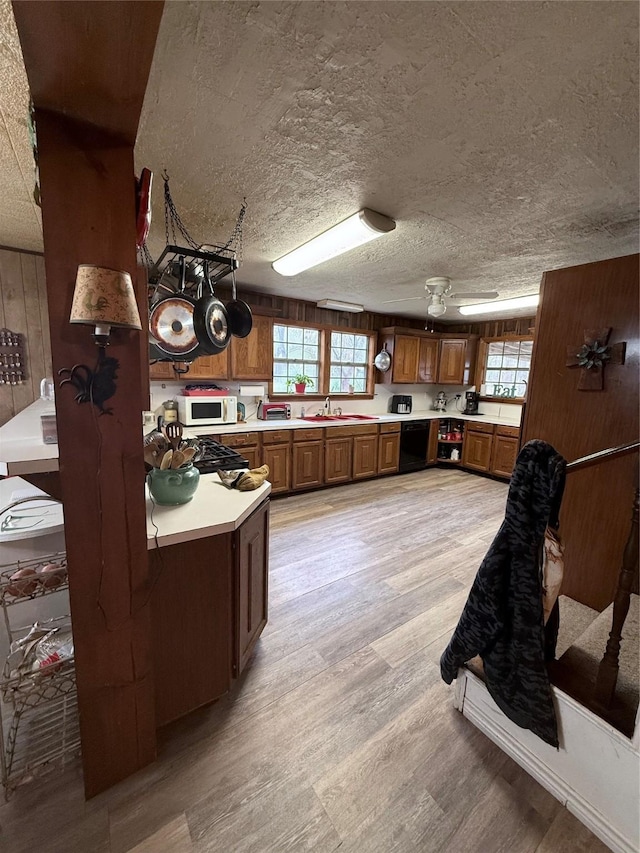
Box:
[193,436,249,474]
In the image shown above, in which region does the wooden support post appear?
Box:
[12,0,164,797]
[594,489,640,709]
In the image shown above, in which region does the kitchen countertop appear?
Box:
[146,475,271,548]
[0,398,59,475]
[1,399,521,475]
[186,409,522,438]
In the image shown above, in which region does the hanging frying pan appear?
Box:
[226,269,253,338]
[374,342,392,372]
[149,256,201,358]
[193,262,231,354]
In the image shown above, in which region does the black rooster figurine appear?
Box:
[58,347,119,416]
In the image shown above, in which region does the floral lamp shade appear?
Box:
[70,265,142,330]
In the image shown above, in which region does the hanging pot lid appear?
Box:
[193,262,231,353]
[374,343,391,372]
[149,256,200,357]
[149,296,199,356]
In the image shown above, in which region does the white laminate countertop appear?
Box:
[184,409,522,438]
[0,399,522,475]
[0,398,59,476]
[146,476,271,548]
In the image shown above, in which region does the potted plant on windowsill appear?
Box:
[287,374,314,394]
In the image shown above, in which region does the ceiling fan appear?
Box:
[383,277,499,317]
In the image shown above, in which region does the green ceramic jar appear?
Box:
[147,462,200,505]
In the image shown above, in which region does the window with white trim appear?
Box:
[329,331,369,394]
[272,324,321,394]
[481,338,533,399]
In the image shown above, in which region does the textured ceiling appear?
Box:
[2,1,638,321]
[0,0,41,252]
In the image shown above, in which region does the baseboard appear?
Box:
[458,669,639,853]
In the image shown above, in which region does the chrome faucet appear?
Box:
[324,396,331,415]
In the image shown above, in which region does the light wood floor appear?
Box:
[0,469,610,853]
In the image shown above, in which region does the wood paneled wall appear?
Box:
[213,283,429,332]
[0,246,50,426]
[522,254,639,611]
[442,316,536,337]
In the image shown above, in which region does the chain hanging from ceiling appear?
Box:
[162,171,247,261]
[138,172,247,270]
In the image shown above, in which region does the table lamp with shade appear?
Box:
[59,265,142,415]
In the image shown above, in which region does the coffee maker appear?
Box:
[390,394,412,414]
[463,391,480,415]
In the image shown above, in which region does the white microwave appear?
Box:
[177,395,237,427]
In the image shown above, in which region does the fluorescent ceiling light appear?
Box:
[458,294,539,316]
[316,299,364,313]
[272,209,396,276]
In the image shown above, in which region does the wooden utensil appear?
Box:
[163,421,183,451]
[160,450,173,470]
[170,450,185,469]
[180,447,196,465]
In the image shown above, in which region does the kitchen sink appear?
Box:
[300,414,378,421]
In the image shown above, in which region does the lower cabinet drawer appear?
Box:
[262,430,293,445]
[465,420,495,435]
[495,424,520,439]
[219,432,260,448]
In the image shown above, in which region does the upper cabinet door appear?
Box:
[230,315,273,380]
[391,335,420,383]
[418,338,439,383]
[437,339,467,384]
[187,351,230,379]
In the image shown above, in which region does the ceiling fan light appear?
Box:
[428,301,447,318]
[458,294,539,316]
[272,209,396,276]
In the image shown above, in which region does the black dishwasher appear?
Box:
[399,420,430,473]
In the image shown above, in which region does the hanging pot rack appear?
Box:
[148,244,238,292]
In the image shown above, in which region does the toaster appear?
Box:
[258,402,291,420]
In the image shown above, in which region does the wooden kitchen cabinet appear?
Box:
[149,360,176,381]
[391,335,420,383]
[325,437,352,484]
[292,440,324,490]
[150,351,229,381]
[186,351,229,380]
[462,427,494,472]
[149,533,233,727]
[219,431,262,469]
[377,328,476,386]
[437,339,467,384]
[418,338,439,383]
[378,423,400,475]
[235,499,269,677]
[353,433,378,479]
[230,314,272,380]
[262,440,291,494]
[490,426,520,479]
